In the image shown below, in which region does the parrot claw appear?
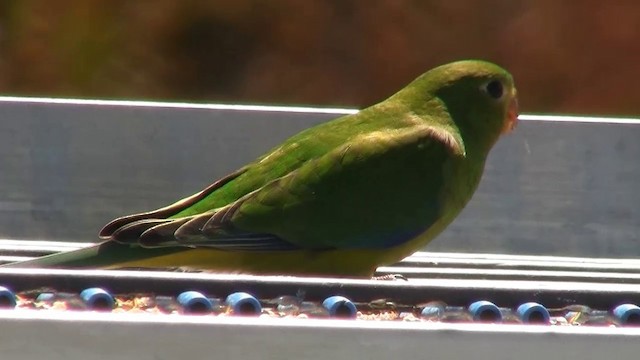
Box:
[174,267,206,273]
[371,274,409,281]
[118,266,200,273]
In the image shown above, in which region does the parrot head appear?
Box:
[394,60,519,152]
[436,60,518,148]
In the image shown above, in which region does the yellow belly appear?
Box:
[104,224,447,277]
[106,248,386,277]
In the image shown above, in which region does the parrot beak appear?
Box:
[502,91,519,134]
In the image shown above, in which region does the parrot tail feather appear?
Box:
[0,241,190,269]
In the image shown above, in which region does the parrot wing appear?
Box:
[112,124,464,251]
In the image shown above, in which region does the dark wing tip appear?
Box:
[110,219,172,243]
[99,168,249,238]
[139,217,192,248]
[100,214,152,238]
[174,213,213,243]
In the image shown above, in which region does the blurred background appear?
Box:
[0,0,638,116]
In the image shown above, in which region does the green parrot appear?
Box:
[4,60,518,277]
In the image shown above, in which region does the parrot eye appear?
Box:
[483,80,504,100]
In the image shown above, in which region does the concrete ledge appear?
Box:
[0,311,639,360]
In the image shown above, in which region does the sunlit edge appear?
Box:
[0,96,358,115]
[1,309,640,336]
[4,267,640,293]
[1,96,639,124]
[518,113,640,124]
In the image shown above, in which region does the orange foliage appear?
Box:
[0,0,638,115]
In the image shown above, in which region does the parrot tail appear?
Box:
[0,241,185,269]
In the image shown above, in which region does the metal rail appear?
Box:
[2,240,640,360]
[1,239,640,309]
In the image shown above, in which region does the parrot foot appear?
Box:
[118,266,202,273]
[371,274,408,281]
[173,267,205,273]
